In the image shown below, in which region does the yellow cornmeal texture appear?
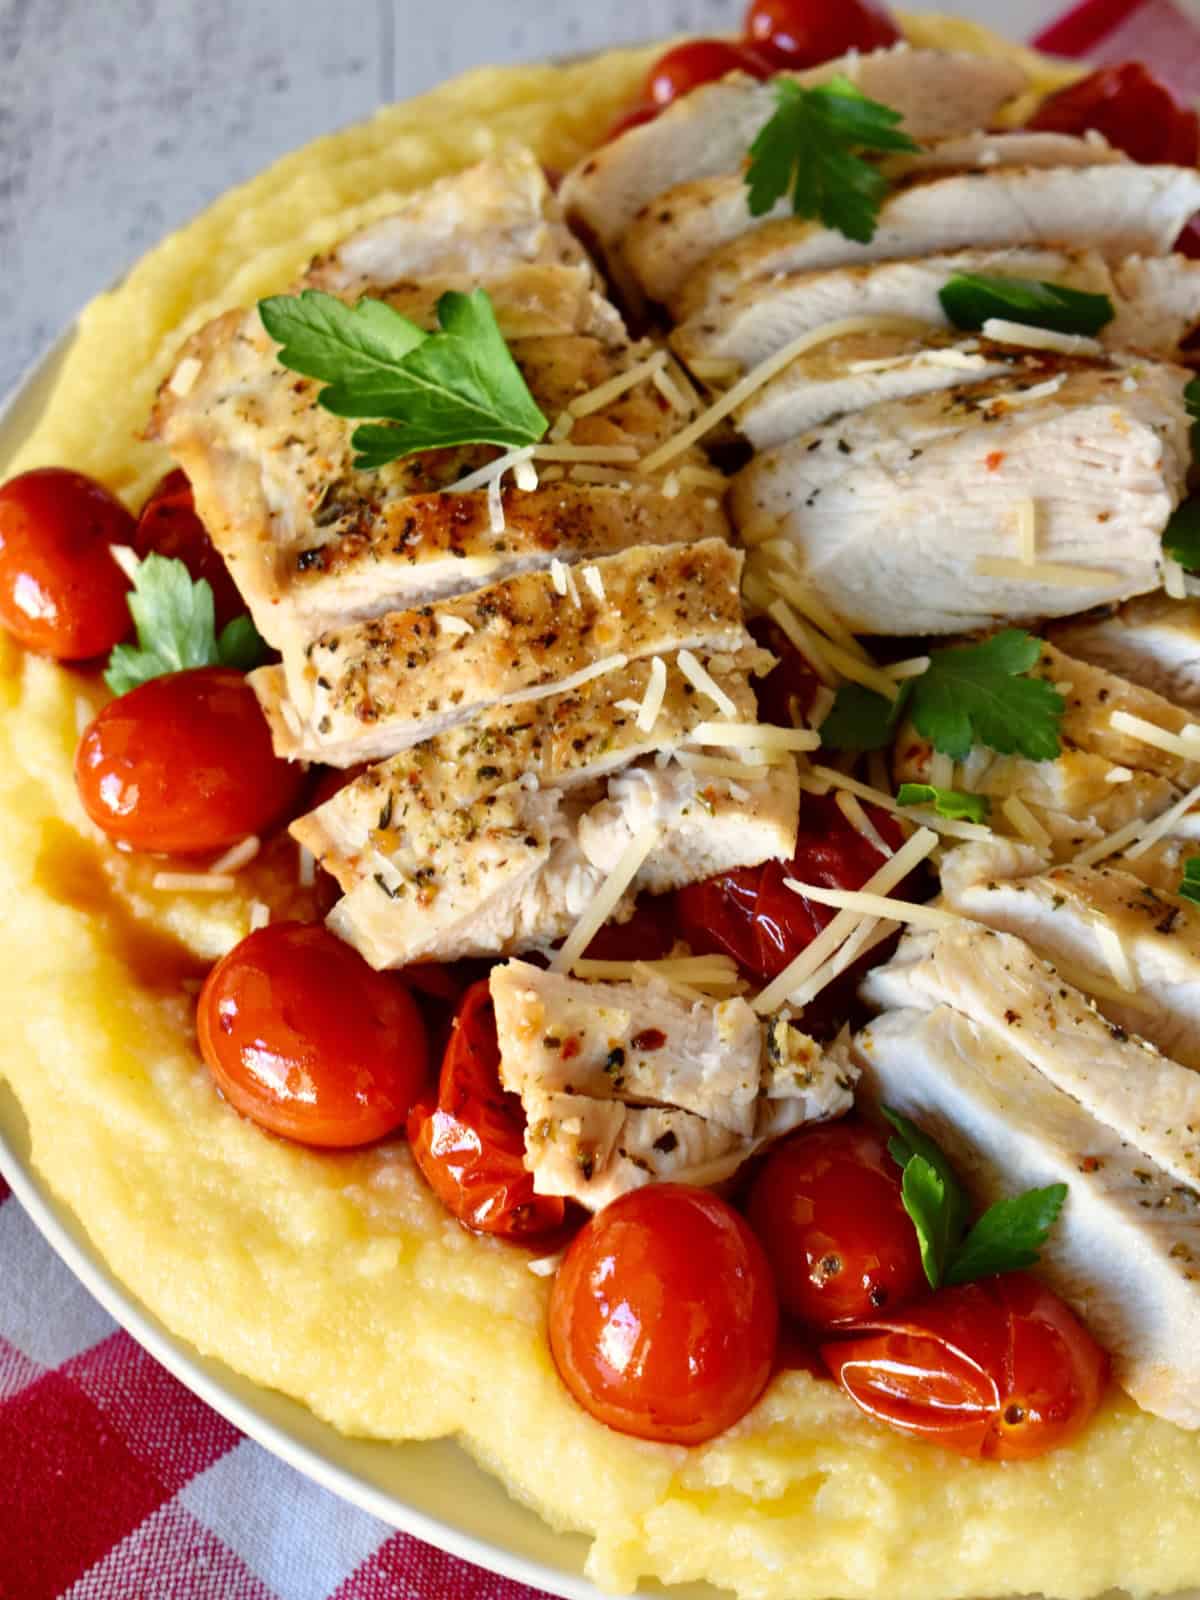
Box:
[3,15,1195,1600]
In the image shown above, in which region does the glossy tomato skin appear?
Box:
[822,1272,1109,1460]
[0,467,134,660]
[197,921,428,1148]
[407,981,570,1244]
[580,894,676,962]
[134,469,244,632]
[1028,62,1200,166]
[645,38,772,108]
[745,0,900,69]
[550,1184,778,1445]
[75,666,306,854]
[745,1120,925,1329]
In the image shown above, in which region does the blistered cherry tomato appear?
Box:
[0,467,134,660]
[550,1184,778,1444]
[677,791,904,982]
[407,981,570,1243]
[134,469,243,631]
[745,1120,925,1329]
[580,894,676,963]
[1028,62,1200,167]
[75,666,306,853]
[745,0,900,69]
[197,921,427,1148]
[821,1272,1109,1460]
[645,39,771,109]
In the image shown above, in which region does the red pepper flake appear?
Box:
[985,451,1006,471]
[1079,1155,1103,1174]
[561,1035,581,1061]
[631,1028,667,1052]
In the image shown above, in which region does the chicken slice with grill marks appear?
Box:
[253,537,750,766]
[852,1004,1200,1428]
[1049,595,1200,712]
[559,47,1028,270]
[155,311,711,656]
[490,961,853,1209]
[940,837,1200,1070]
[673,247,1200,384]
[729,362,1190,636]
[861,921,1200,1193]
[632,133,1127,312]
[674,164,1200,326]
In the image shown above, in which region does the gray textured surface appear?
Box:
[2,0,1055,407]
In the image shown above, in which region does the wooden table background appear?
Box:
[1,0,1056,406]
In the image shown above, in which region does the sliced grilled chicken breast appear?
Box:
[941,838,1200,1068]
[1050,595,1200,711]
[255,538,750,765]
[730,363,1189,635]
[853,1005,1200,1428]
[490,960,853,1209]
[862,922,1200,1192]
[631,135,1126,310]
[559,47,1027,263]
[674,164,1200,324]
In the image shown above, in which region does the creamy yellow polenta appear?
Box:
[4,17,1198,1599]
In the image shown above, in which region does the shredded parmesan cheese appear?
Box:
[513,457,539,493]
[555,825,662,974]
[928,752,954,790]
[884,655,931,681]
[1015,499,1038,565]
[437,614,474,636]
[1109,710,1200,763]
[688,721,820,752]
[988,374,1067,410]
[568,465,633,487]
[675,464,728,492]
[527,1251,565,1278]
[764,598,837,687]
[974,556,1119,587]
[676,649,738,718]
[503,654,630,706]
[248,900,271,931]
[168,356,203,397]
[534,443,640,464]
[549,559,569,596]
[208,835,261,875]
[753,827,939,1013]
[809,763,990,842]
[153,871,237,893]
[1122,779,1200,861]
[1093,919,1137,993]
[442,444,535,497]
[981,318,1102,356]
[568,351,667,418]
[487,470,506,534]
[1051,956,1154,1015]
[788,915,897,1007]
[640,316,936,473]
[1105,766,1133,785]
[636,657,668,733]
[573,955,741,989]
[298,846,317,887]
[782,880,960,929]
[808,684,837,729]
[836,791,894,857]
[762,565,873,662]
[651,363,691,415]
[675,750,784,778]
[1164,557,1188,600]
[109,543,141,583]
[1002,794,1052,849]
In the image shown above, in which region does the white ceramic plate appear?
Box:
[0,327,724,1600]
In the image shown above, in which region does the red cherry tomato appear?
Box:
[821,1272,1109,1460]
[134,469,244,632]
[0,467,134,660]
[1176,216,1200,260]
[580,894,677,963]
[645,39,771,110]
[745,1120,925,1329]
[75,665,306,853]
[197,921,428,1148]
[606,104,659,143]
[677,791,904,982]
[407,981,570,1243]
[744,0,901,69]
[1027,62,1200,167]
[550,1184,778,1444]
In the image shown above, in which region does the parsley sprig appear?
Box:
[105,552,265,696]
[745,77,919,243]
[939,273,1114,338]
[883,1108,1067,1289]
[895,782,990,824]
[258,287,549,471]
[1179,858,1200,904]
[1161,380,1200,571]
[820,630,1064,762]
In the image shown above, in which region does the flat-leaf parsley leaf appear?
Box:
[895,782,991,824]
[105,552,267,695]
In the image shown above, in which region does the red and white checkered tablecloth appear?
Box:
[9,4,1200,1597]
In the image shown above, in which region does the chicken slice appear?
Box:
[254,537,750,765]
[675,164,1200,324]
[491,961,854,1208]
[559,46,1027,266]
[632,135,1125,310]
[862,921,1200,1192]
[941,837,1200,1069]
[852,1004,1200,1428]
[324,760,798,968]
[730,363,1189,635]
[673,247,1199,380]
[1050,595,1200,712]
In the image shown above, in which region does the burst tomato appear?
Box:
[134,469,244,631]
[407,981,570,1243]
[0,467,134,660]
[822,1272,1109,1459]
[580,894,676,962]
[744,0,901,69]
[75,666,306,853]
[745,1120,925,1329]
[1027,62,1200,167]
[645,38,772,109]
[549,1184,778,1444]
[197,922,427,1147]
